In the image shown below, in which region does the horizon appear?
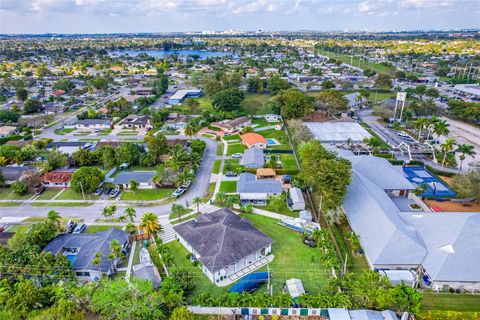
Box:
[1,0,479,34]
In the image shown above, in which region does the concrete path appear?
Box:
[125,240,136,282]
[212,139,228,201]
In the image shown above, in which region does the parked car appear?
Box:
[225,172,237,177]
[66,220,77,233]
[171,188,186,198]
[181,180,192,189]
[72,223,87,234]
[104,187,112,195]
[109,189,120,198]
[34,186,46,195]
[94,188,103,196]
[232,153,243,158]
[303,238,317,248]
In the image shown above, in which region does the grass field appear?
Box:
[117,131,138,136]
[216,143,224,156]
[420,293,480,312]
[223,134,241,141]
[55,189,101,201]
[219,181,237,193]
[223,159,244,174]
[0,188,33,201]
[243,93,274,115]
[35,189,61,200]
[278,154,298,170]
[245,214,330,293]
[0,202,21,207]
[85,225,123,234]
[30,202,94,207]
[203,182,216,202]
[120,188,175,201]
[226,143,246,156]
[213,160,221,174]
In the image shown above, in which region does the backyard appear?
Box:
[420,292,480,312]
[119,188,175,201]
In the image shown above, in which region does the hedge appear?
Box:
[425,165,456,177]
[388,160,404,165]
[244,168,299,175]
[0,134,22,145]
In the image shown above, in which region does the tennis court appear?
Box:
[403,166,457,198]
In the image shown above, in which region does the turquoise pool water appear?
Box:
[66,254,77,266]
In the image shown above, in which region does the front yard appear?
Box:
[223,159,244,174]
[54,189,101,201]
[0,188,33,201]
[219,181,237,193]
[120,188,175,201]
[226,143,246,156]
[85,225,124,234]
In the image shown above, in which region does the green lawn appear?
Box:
[0,202,21,207]
[213,160,221,174]
[167,240,230,298]
[226,143,246,156]
[244,214,330,294]
[169,207,193,220]
[223,159,244,174]
[35,189,62,200]
[23,217,82,223]
[243,93,274,115]
[219,181,237,193]
[259,193,298,218]
[223,134,241,141]
[120,188,175,201]
[252,117,280,128]
[171,96,214,114]
[55,189,101,201]
[258,128,289,145]
[7,225,30,233]
[203,182,216,202]
[85,225,123,234]
[216,143,224,156]
[279,154,298,170]
[421,293,480,312]
[117,131,138,136]
[171,212,199,225]
[133,241,142,265]
[0,188,33,201]
[73,132,91,136]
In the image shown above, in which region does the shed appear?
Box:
[288,187,305,211]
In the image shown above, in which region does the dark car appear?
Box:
[303,237,317,248]
[66,220,77,233]
[35,186,46,195]
[104,187,113,195]
[94,188,103,196]
[73,223,87,234]
[225,172,237,177]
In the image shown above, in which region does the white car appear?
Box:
[232,153,243,158]
[171,188,186,198]
[181,180,192,189]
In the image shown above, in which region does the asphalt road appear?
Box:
[0,136,218,223]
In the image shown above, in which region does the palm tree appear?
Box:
[433,120,450,140]
[224,194,241,209]
[189,152,202,170]
[184,122,198,138]
[414,118,428,140]
[109,239,124,262]
[124,207,136,223]
[440,138,456,167]
[216,192,227,205]
[92,252,102,267]
[240,204,254,214]
[456,144,476,172]
[175,170,194,188]
[426,114,439,140]
[46,210,62,229]
[139,212,162,238]
[101,205,117,218]
[192,197,203,213]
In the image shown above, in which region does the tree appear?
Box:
[170,307,194,320]
[143,132,168,158]
[184,98,200,112]
[351,270,392,310]
[21,170,42,192]
[192,196,203,213]
[139,212,161,238]
[71,167,105,193]
[109,239,124,263]
[415,84,427,99]
[321,80,335,90]
[124,207,136,223]
[92,252,103,267]
[389,283,423,314]
[154,74,169,96]
[242,100,262,117]
[129,179,139,191]
[44,150,68,172]
[211,88,244,112]
[456,144,476,172]
[374,73,392,89]
[315,89,349,117]
[16,87,28,101]
[247,77,264,93]
[452,169,480,203]
[52,78,75,92]
[11,180,28,195]
[115,143,143,166]
[171,204,189,221]
[102,205,117,219]
[276,89,314,119]
[24,99,43,114]
[184,122,198,138]
[46,210,62,231]
[440,138,456,167]
[241,126,254,134]
[0,110,21,123]
[204,80,223,97]
[267,75,291,95]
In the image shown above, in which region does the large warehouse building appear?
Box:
[304,121,371,143]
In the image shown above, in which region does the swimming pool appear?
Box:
[403,166,457,198]
[266,138,280,146]
[65,254,77,266]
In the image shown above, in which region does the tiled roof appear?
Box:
[43,171,73,183]
[240,133,266,146]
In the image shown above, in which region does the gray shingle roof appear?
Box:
[240,148,265,168]
[237,172,282,194]
[44,228,129,273]
[75,119,108,125]
[112,171,155,184]
[173,207,274,273]
[0,166,36,181]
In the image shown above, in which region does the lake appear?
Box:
[108,49,236,59]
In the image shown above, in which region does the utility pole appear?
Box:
[80,181,85,202]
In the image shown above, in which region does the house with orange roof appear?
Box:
[240,133,267,149]
[43,171,74,188]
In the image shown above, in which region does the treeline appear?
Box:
[446,99,480,125]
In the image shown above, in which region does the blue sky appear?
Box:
[1,0,479,34]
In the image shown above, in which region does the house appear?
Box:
[46,141,95,155]
[344,92,368,110]
[0,125,18,138]
[240,133,267,149]
[239,148,265,168]
[0,166,36,185]
[168,89,203,105]
[341,154,480,291]
[43,170,74,188]
[120,115,152,129]
[173,207,274,284]
[112,171,156,189]
[256,168,276,179]
[212,117,252,133]
[74,119,110,129]
[264,114,281,122]
[237,172,283,205]
[288,187,305,211]
[44,228,130,282]
[166,115,191,130]
[132,248,162,287]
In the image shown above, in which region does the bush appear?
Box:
[0,134,22,145]
[11,180,28,195]
[426,165,456,177]
[71,167,105,193]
